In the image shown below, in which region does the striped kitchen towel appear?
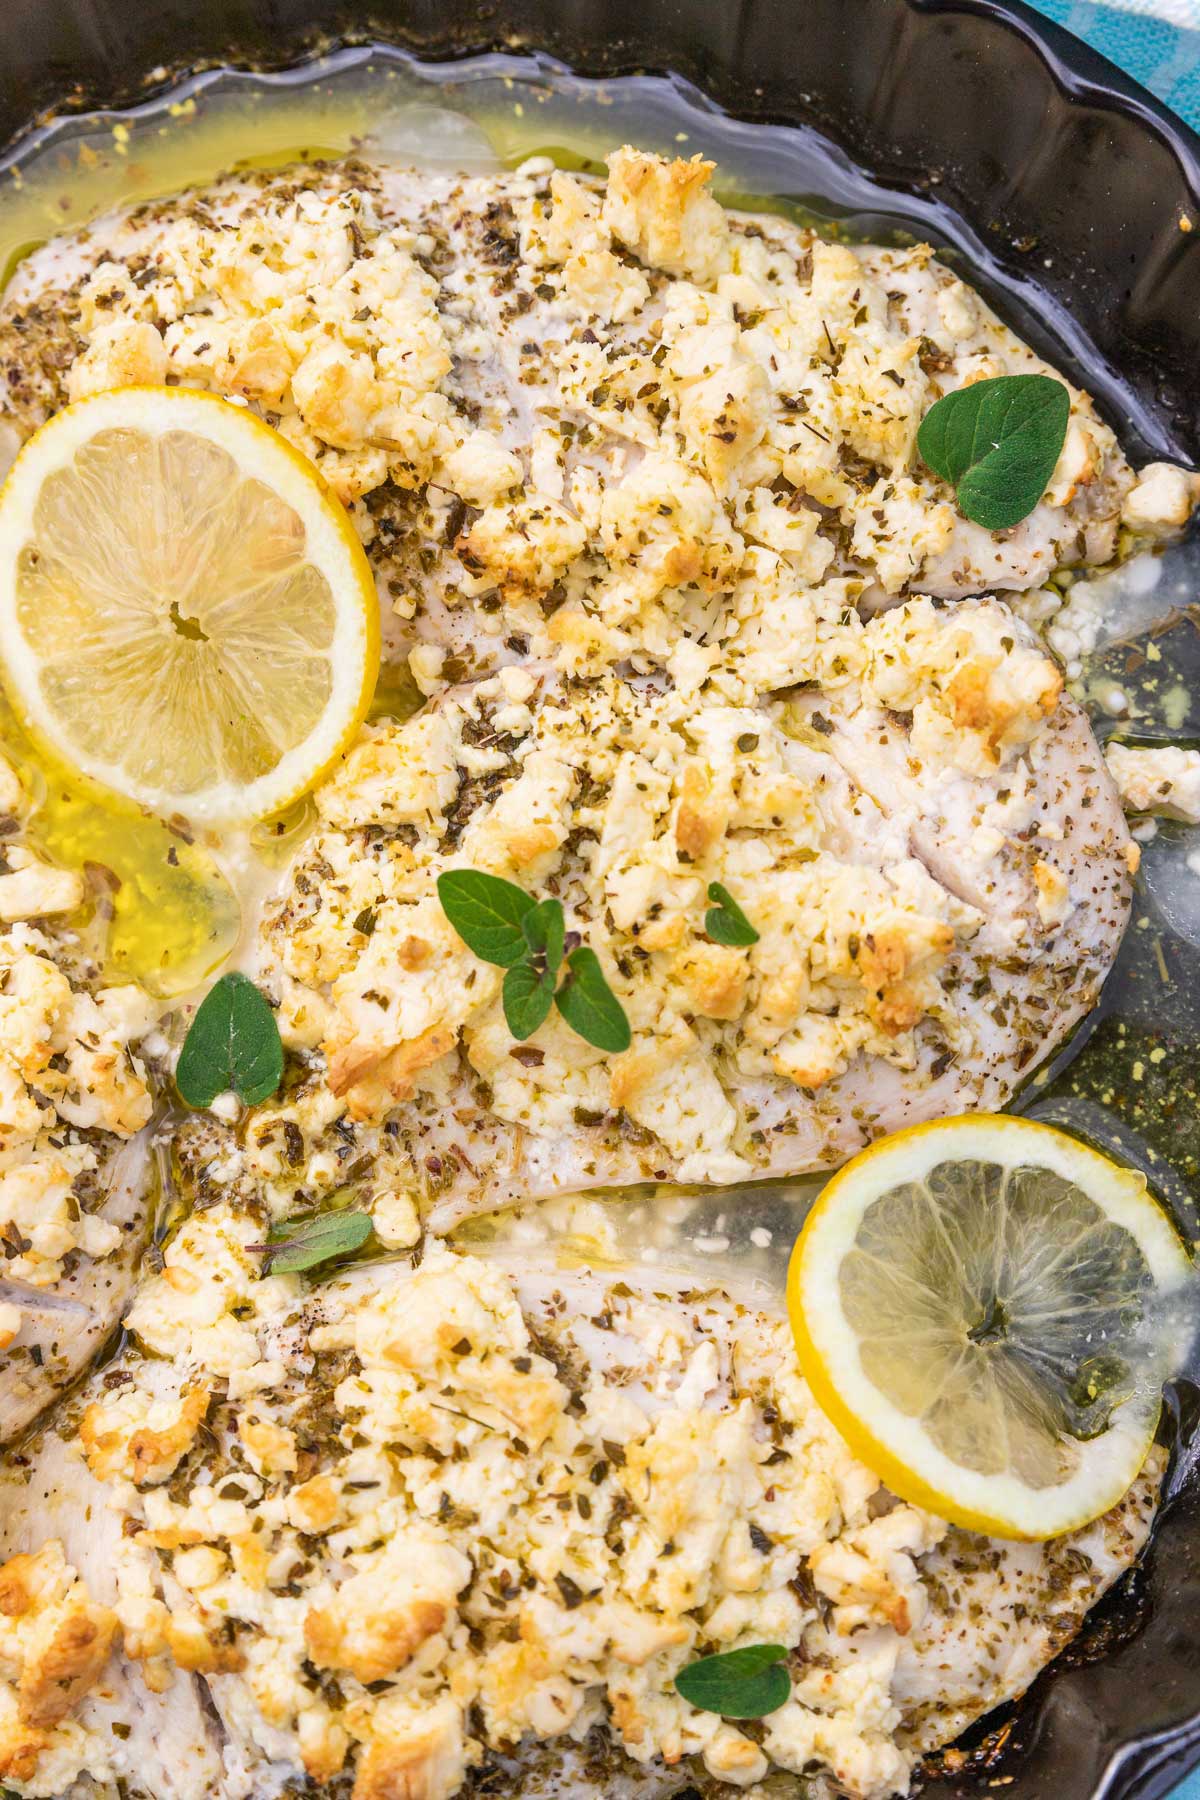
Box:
[1028,0,1200,124]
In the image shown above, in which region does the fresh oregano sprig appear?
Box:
[675,1644,791,1719]
[917,373,1070,531]
[437,870,631,1053]
[176,971,284,1109]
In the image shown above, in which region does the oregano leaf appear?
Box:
[261,1210,373,1276]
[554,947,631,1053]
[917,374,1070,531]
[437,870,536,966]
[521,896,566,975]
[705,881,760,947]
[675,1644,791,1719]
[176,972,283,1109]
[503,961,555,1040]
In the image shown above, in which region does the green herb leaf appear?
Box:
[555,947,631,1053]
[503,961,555,1040]
[176,971,284,1109]
[675,1644,791,1719]
[521,896,566,975]
[262,1210,374,1275]
[916,374,1070,531]
[437,870,536,966]
[438,870,629,1055]
[705,881,760,947]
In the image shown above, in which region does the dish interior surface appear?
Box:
[0,36,1199,1800]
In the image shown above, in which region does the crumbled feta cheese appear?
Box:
[1121,461,1200,535]
[1107,742,1200,823]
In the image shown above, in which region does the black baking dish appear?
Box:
[0,2,1198,1798]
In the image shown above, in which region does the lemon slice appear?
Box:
[0,386,379,822]
[788,1115,1191,1539]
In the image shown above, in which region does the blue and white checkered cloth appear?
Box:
[1013,12,1199,1788]
[1030,0,1200,124]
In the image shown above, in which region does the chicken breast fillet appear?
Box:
[207,595,1135,1231]
[0,1244,1158,1800]
[0,149,1189,689]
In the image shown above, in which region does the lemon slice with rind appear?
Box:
[0,386,379,822]
[788,1115,1191,1540]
